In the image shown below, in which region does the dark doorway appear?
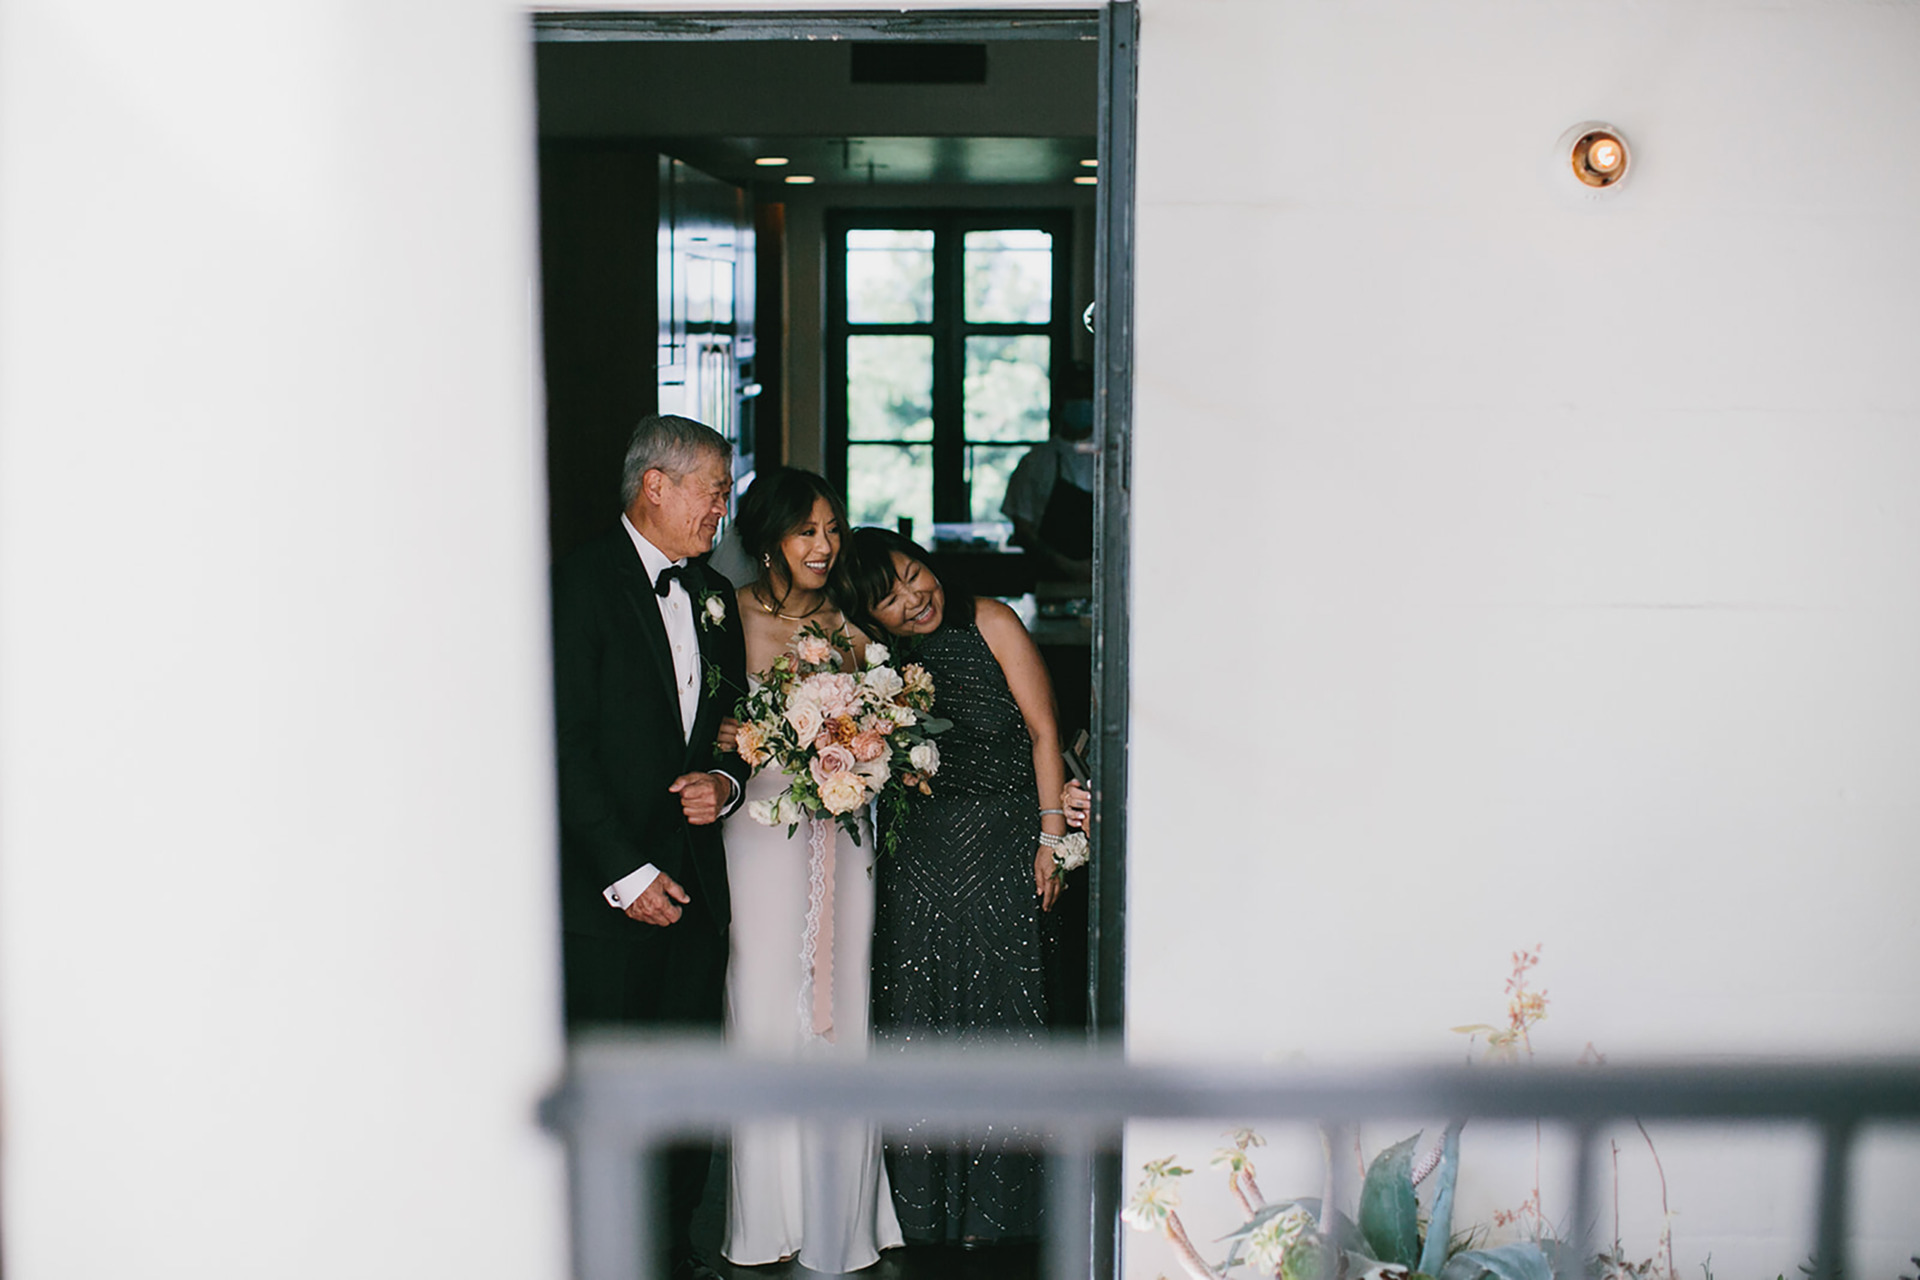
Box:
[532,7,1135,1276]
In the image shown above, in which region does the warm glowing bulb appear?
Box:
[1570,129,1629,188]
[754,156,790,167]
[1080,158,1098,168]
[784,174,816,185]
[1073,175,1098,185]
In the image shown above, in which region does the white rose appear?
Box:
[746,798,779,827]
[852,757,890,789]
[704,595,726,625]
[864,642,890,666]
[785,699,824,743]
[909,740,940,776]
[889,704,918,728]
[861,665,904,702]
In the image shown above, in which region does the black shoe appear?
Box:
[668,1256,725,1280]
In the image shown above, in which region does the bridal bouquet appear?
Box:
[732,623,948,851]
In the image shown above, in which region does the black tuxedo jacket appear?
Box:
[551,526,749,940]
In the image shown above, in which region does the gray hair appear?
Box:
[619,414,732,508]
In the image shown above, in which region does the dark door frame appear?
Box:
[532,8,1137,1275]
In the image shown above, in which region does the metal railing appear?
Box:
[540,1038,1920,1280]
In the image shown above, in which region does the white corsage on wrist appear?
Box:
[1040,830,1090,881]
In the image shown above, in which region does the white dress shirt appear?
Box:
[603,516,739,912]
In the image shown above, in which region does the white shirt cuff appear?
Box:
[604,864,660,911]
[711,771,744,818]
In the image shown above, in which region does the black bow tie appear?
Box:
[654,563,694,598]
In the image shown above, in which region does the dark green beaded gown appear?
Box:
[871,619,1050,1245]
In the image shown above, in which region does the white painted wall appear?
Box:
[0,1,567,1277]
[1126,1,1920,1276]
[6,0,1916,1276]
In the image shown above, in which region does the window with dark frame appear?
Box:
[826,209,1073,536]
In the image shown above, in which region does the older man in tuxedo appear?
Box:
[551,414,748,1280]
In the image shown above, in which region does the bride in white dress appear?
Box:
[716,469,903,1273]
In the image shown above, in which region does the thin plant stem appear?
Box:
[1228,1173,1256,1223]
[1612,1138,1622,1255]
[1319,1125,1338,1233]
[1533,1117,1544,1238]
[1635,1117,1676,1279]
[1162,1212,1214,1280]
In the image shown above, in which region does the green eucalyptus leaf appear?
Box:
[920,716,954,734]
[1438,1242,1556,1280]
[1358,1133,1421,1267]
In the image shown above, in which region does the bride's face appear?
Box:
[775,496,842,593]
[871,552,944,635]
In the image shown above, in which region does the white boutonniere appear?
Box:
[698,589,727,631]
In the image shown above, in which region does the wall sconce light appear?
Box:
[1556,122,1632,197]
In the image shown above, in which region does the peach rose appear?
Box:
[817,771,868,815]
[850,729,887,762]
[734,721,770,767]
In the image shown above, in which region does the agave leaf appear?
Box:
[1217,1199,1317,1242]
[1439,1241,1556,1280]
[1416,1120,1465,1276]
[1358,1133,1421,1267]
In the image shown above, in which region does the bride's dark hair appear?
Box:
[833,526,975,640]
[734,468,849,605]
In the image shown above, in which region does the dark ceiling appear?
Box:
[535,35,1099,191]
[659,135,1099,193]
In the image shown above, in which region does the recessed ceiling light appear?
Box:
[754,156,790,167]
[1073,176,1098,186]
[784,174,816,185]
[1080,158,1098,168]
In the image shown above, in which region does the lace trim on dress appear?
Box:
[797,816,837,1043]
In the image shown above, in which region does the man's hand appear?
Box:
[671,771,733,825]
[625,871,689,926]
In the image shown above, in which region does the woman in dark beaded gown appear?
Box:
[836,527,1069,1248]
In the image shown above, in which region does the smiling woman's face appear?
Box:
[775,495,842,593]
[870,551,945,636]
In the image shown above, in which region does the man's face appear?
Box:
[639,451,732,561]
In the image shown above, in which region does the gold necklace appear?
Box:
[755,583,828,622]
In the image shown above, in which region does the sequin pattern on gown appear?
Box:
[871,618,1048,1245]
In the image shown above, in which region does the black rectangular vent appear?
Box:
[850,43,987,85]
